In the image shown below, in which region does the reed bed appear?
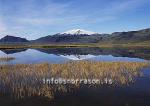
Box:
[0,61,149,100]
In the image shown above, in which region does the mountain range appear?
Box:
[0,28,150,44]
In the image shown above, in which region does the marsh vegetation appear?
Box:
[0,61,149,100]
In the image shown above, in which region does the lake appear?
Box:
[0,47,150,106]
[0,47,150,64]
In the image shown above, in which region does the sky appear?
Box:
[0,0,150,40]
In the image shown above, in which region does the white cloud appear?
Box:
[0,20,6,32]
[0,20,7,38]
[16,0,148,26]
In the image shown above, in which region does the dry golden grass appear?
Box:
[0,61,149,100]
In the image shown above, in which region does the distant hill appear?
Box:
[108,28,150,43]
[0,35,29,43]
[1,28,150,44]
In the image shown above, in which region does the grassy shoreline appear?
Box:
[0,42,150,49]
[0,56,15,62]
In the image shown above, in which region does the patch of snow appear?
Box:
[60,29,98,35]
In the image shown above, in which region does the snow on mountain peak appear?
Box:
[60,29,98,35]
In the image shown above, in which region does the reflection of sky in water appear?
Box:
[89,55,147,62]
[0,49,149,64]
[0,49,69,64]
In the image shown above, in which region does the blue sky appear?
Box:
[0,0,150,40]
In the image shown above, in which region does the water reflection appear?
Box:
[35,47,150,60]
[1,48,27,54]
[0,47,150,64]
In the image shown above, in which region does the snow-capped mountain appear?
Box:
[34,29,104,43]
[60,29,99,35]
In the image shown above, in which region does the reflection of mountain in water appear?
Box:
[1,47,150,60]
[60,54,96,60]
[36,47,150,60]
[1,49,27,54]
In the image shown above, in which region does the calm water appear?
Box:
[0,47,150,106]
[0,47,149,64]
